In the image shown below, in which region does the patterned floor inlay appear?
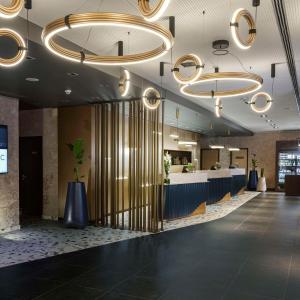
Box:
[0,192,259,268]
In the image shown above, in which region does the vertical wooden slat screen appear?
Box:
[91,99,164,233]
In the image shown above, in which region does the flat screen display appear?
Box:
[0,125,8,174]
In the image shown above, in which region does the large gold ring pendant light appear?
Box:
[250,92,272,113]
[138,0,170,22]
[142,87,161,110]
[230,8,256,50]
[0,28,26,67]
[119,69,131,97]
[180,72,263,99]
[173,54,204,85]
[0,0,23,19]
[42,13,174,66]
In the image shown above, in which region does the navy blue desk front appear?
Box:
[231,175,247,196]
[164,182,209,220]
[207,177,232,205]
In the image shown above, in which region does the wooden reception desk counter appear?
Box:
[164,169,246,220]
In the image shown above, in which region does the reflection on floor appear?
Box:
[2,192,300,300]
[0,192,259,268]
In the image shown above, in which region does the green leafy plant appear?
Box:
[187,163,194,172]
[251,153,258,170]
[67,139,85,182]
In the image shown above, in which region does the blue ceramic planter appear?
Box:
[247,170,258,191]
[64,182,89,229]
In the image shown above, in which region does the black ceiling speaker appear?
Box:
[169,16,175,37]
[253,0,260,7]
[212,40,229,56]
[25,0,32,10]
[212,40,229,50]
[271,64,276,78]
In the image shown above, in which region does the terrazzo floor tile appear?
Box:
[0,192,259,269]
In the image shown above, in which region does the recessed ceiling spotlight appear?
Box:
[25,77,39,82]
[67,72,79,77]
[26,56,36,61]
[65,89,72,95]
[260,114,267,118]
[266,119,271,123]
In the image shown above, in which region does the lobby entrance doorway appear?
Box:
[19,136,43,222]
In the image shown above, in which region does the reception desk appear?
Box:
[163,169,246,220]
[230,168,247,196]
[164,173,208,220]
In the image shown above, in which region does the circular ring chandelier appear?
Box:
[0,0,23,19]
[142,87,161,110]
[230,8,256,50]
[215,97,222,118]
[250,92,273,113]
[138,0,170,22]
[42,12,174,66]
[0,28,26,67]
[180,72,263,99]
[172,54,204,85]
[119,69,131,97]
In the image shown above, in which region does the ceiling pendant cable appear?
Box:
[24,0,32,56]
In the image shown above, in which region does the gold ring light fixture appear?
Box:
[142,87,161,110]
[119,69,131,97]
[180,72,263,99]
[215,97,222,118]
[230,8,256,50]
[250,92,273,113]
[0,0,23,19]
[172,54,204,84]
[138,0,170,22]
[42,12,174,66]
[0,28,26,67]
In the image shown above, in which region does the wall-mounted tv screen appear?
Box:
[0,125,8,174]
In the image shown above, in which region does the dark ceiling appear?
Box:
[0,26,252,136]
[0,38,121,109]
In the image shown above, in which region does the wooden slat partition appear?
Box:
[91,99,164,233]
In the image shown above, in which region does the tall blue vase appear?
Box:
[247,170,258,191]
[64,182,89,229]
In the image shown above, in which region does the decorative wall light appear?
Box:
[230,8,256,50]
[142,87,161,110]
[228,147,240,151]
[169,134,179,139]
[172,54,204,84]
[0,0,23,19]
[138,0,170,22]
[209,145,224,149]
[0,28,26,67]
[119,69,131,97]
[250,92,272,113]
[42,12,174,66]
[178,141,197,145]
[215,97,222,118]
[180,72,263,99]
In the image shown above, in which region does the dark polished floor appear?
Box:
[1,193,300,300]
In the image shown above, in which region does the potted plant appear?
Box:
[164,152,171,184]
[247,153,259,191]
[64,138,89,229]
[257,168,267,192]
